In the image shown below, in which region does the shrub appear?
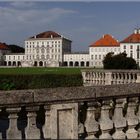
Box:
[0,74,83,90]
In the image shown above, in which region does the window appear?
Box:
[41,55,44,59]
[41,48,44,53]
[124,45,126,49]
[9,56,11,60]
[130,45,133,49]
[91,55,93,60]
[95,55,97,59]
[99,55,101,59]
[36,55,39,59]
[137,45,140,59]
[130,50,133,58]
[46,55,49,59]
[36,48,39,53]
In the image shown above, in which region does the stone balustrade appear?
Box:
[81,69,140,86]
[0,84,140,139]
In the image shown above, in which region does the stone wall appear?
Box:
[0,84,140,139]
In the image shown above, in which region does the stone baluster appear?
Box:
[85,102,99,139]
[7,107,21,139]
[43,105,51,139]
[126,73,129,83]
[136,72,140,83]
[136,98,140,138]
[99,100,113,139]
[121,73,124,84]
[133,73,136,83]
[92,73,95,84]
[25,106,40,139]
[127,73,130,83]
[91,72,94,85]
[126,97,139,139]
[94,72,97,85]
[89,72,92,84]
[115,73,118,84]
[100,73,103,85]
[112,98,127,139]
[97,72,99,85]
[117,73,120,84]
[124,73,127,84]
[78,102,85,138]
[0,109,2,139]
[82,71,86,84]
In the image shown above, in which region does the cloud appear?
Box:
[9,1,36,9]
[0,6,77,30]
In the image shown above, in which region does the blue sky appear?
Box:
[0,2,140,51]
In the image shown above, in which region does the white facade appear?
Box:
[1,29,140,68]
[89,46,120,67]
[63,53,89,67]
[120,29,140,66]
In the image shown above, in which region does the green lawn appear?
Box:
[0,67,83,75]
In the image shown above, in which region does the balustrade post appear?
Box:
[43,105,51,139]
[7,107,21,139]
[85,102,99,139]
[105,72,112,85]
[25,106,40,139]
[99,100,113,139]
[112,98,127,139]
[126,97,139,139]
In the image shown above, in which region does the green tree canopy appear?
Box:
[7,44,25,53]
[103,52,137,69]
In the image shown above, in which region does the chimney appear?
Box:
[138,28,140,34]
[134,28,138,34]
[51,35,53,38]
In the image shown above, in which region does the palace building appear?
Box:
[1,29,140,68]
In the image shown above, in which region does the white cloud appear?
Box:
[0,6,77,30]
[9,1,36,8]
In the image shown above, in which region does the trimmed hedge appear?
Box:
[0,74,83,90]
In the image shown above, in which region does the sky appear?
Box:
[0,1,140,51]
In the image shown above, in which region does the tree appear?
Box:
[7,44,25,53]
[103,52,137,69]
